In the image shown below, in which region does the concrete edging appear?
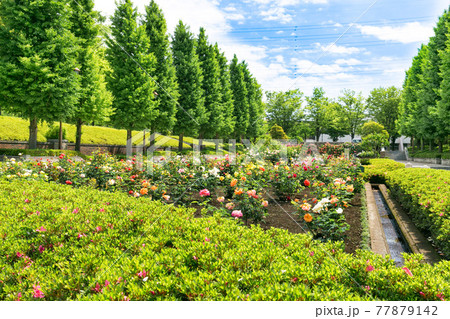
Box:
[378,185,441,265]
[365,183,390,256]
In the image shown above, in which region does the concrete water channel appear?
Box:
[366,183,441,266]
[372,187,411,266]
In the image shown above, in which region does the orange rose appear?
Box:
[150,185,158,191]
[304,213,313,222]
[241,176,246,181]
[140,188,148,195]
[230,179,238,187]
[234,188,243,195]
[142,181,150,188]
[346,185,354,192]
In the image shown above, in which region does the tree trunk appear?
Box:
[215,134,220,152]
[438,140,443,153]
[411,136,414,151]
[315,128,320,142]
[391,136,396,151]
[420,138,424,151]
[149,131,156,148]
[198,133,203,152]
[351,132,355,141]
[29,118,38,149]
[178,133,184,153]
[126,129,132,157]
[429,140,433,151]
[75,119,83,152]
[142,130,146,156]
[58,121,63,150]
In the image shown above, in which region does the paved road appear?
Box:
[395,160,450,171]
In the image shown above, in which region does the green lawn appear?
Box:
[0,116,191,148]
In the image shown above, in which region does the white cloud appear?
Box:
[291,58,343,75]
[226,13,245,21]
[260,7,293,23]
[356,22,435,44]
[316,43,361,55]
[334,58,362,66]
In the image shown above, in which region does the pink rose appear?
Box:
[199,189,210,197]
[231,210,243,218]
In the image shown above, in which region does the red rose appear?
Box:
[66,180,73,185]
[304,179,310,187]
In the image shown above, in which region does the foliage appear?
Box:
[45,126,67,141]
[196,28,222,139]
[0,149,84,158]
[230,55,249,139]
[69,0,113,151]
[385,168,450,258]
[1,179,449,300]
[106,0,158,154]
[172,21,206,147]
[362,159,405,183]
[214,45,235,138]
[265,89,304,137]
[0,0,81,148]
[360,121,387,137]
[242,62,264,140]
[366,87,401,147]
[306,87,331,142]
[337,89,367,140]
[269,125,288,140]
[143,0,179,135]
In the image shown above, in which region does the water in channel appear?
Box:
[372,188,411,266]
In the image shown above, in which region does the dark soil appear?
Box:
[184,190,363,254]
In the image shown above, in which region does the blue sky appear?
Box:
[95,0,450,98]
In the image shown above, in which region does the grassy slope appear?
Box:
[0,116,191,148]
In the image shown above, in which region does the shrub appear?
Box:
[0,179,449,301]
[269,124,288,140]
[362,159,405,183]
[385,168,450,259]
[0,149,84,158]
[44,126,66,140]
[410,151,442,159]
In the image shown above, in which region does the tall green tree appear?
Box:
[306,87,331,142]
[337,89,367,140]
[69,0,113,151]
[0,0,80,149]
[325,101,348,142]
[172,21,206,151]
[105,0,158,155]
[214,45,235,139]
[196,28,221,142]
[266,89,303,137]
[398,44,428,150]
[416,8,449,151]
[366,86,401,150]
[437,31,450,146]
[230,55,249,140]
[241,61,264,141]
[143,1,179,136]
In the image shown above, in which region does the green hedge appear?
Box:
[410,151,442,159]
[0,149,84,158]
[0,179,449,301]
[363,159,405,183]
[385,168,450,259]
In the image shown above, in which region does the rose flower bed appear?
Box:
[0,179,449,301]
[0,150,366,247]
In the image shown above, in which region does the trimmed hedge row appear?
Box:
[0,149,84,158]
[0,179,449,301]
[363,159,405,183]
[385,168,450,259]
